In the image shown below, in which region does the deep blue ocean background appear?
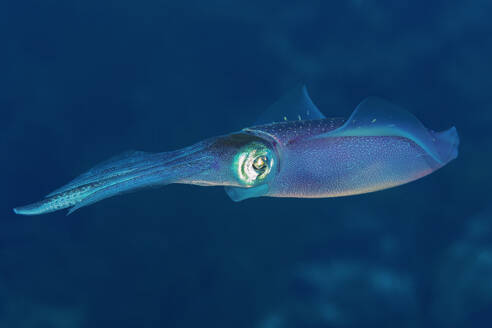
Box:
[2,1,492,327]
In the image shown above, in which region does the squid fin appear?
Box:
[317,97,459,165]
[254,84,325,125]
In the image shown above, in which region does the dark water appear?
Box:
[2,1,492,327]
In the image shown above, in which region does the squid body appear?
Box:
[14,86,459,215]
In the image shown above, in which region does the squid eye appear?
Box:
[253,155,268,172]
[234,142,275,186]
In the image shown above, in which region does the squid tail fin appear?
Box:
[430,126,459,166]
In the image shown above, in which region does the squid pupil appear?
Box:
[253,156,268,172]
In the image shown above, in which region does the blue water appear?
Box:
[2,1,491,327]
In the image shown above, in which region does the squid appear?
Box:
[13,86,459,215]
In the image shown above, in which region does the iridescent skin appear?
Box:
[245,120,438,198]
[13,86,459,215]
